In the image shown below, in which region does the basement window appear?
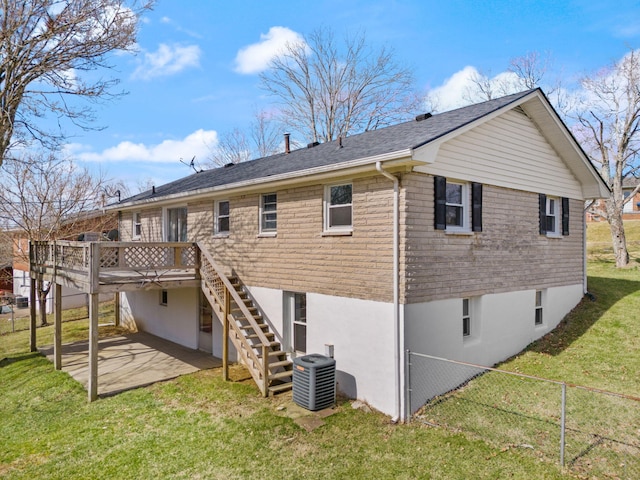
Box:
[462,298,471,337]
[160,290,168,306]
[535,290,543,326]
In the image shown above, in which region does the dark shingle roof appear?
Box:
[119,90,536,205]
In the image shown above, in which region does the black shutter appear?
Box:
[472,182,483,232]
[434,176,447,230]
[539,194,547,235]
[562,197,570,236]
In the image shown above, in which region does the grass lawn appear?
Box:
[0,225,638,479]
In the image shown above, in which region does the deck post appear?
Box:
[222,287,230,381]
[262,344,269,397]
[53,283,62,370]
[113,292,120,327]
[88,242,101,402]
[29,276,37,352]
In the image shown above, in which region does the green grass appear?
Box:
[586,219,640,263]
[0,354,570,479]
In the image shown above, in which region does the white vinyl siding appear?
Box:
[416,109,583,199]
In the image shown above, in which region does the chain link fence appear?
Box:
[1,293,116,335]
[407,351,640,479]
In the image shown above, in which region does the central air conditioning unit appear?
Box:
[292,354,336,411]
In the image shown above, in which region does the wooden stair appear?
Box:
[197,242,292,396]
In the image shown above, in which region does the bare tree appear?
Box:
[208,128,251,167]
[572,50,640,267]
[206,110,282,168]
[260,28,419,144]
[460,52,556,106]
[251,109,281,158]
[0,0,154,166]
[0,152,114,325]
[508,51,552,90]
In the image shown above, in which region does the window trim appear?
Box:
[324,182,353,232]
[435,176,482,233]
[259,193,277,235]
[445,180,469,232]
[535,290,544,326]
[163,205,188,242]
[214,200,230,236]
[284,291,307,354]
[132,212,142,240]
[539,194,569,237]
[462,298,471,337]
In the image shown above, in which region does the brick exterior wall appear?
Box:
[402,172,584,303]
[119,171,585,306]
[198,176,396,303]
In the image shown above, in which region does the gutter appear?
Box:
[375,161,402,422]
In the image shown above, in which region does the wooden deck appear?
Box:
[29,240,201,402]
[31,241,200,294]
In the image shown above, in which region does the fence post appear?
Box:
[560,382,566,467]
[405,349,411,422]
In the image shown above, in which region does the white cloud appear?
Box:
[426,67,524,112]
[132,43,201,80]
[67,129,218,164]
[234,26,304,74]
[427,66,480,112]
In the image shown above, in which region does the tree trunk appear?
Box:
[37,279,50,327]
[608,209,630,267]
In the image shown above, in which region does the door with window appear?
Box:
[166,207,188,242]
[284,292,306,354]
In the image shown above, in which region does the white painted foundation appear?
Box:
[120,287,199,349]
[248,285,397,415]
[404,284,584,411]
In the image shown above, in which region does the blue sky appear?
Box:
[59,0,640,193]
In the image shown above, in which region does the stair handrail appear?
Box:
[196,242,273,350]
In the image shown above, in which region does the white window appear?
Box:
[545,197,559,235]
[132,212,142,240]
[260,193,277,233]
[446,181,469,231]
[462,298,471,337]
[535,290,543,326]
[215,200,230,235]
[325,183,353,231]
[165,207,188,242]
[284,292,307,354]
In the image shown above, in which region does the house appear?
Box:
[587,176,640,221]
[31,89,609,418]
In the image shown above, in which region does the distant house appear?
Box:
[587,176,640,221]
[33,89,609,417]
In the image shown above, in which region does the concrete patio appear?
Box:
[39,332,221,397]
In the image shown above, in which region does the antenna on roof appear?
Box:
[180,156,203,173]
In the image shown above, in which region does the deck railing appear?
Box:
[31,241,198,291]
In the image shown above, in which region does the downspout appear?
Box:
[375,161,402,421]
